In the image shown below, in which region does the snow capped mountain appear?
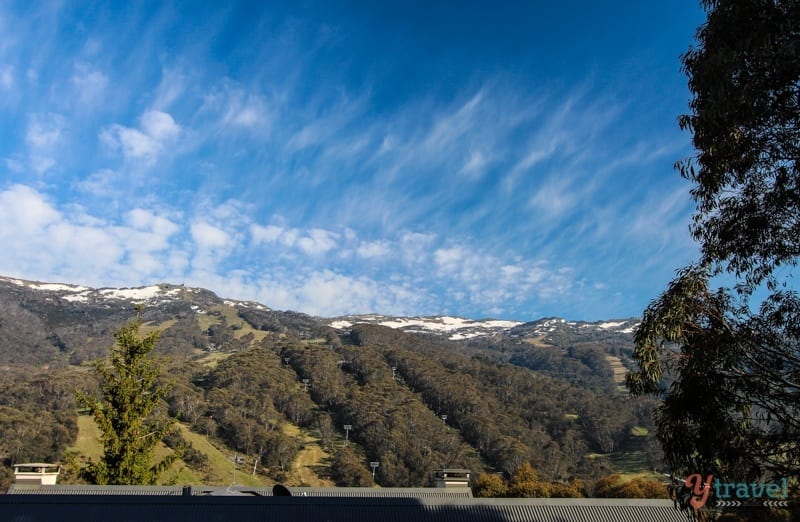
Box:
[0,275,638,342]
[507,317,641,340]
[328,315,640,342]
[328,314,523,341]
[0,276,270,312]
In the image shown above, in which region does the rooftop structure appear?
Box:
[0,494,693,522]
[434,468,472,489]
[12,463,61,486]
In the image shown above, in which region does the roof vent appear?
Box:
[434,469,471,489]
[13,463,61,485]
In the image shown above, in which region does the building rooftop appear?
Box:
[8,484,474,499]
[0,493,691,522]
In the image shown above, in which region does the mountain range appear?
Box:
[0,274,659,491]
[0,275,640,358]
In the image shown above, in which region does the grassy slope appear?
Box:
[282,424,335,487]
[68,415,333,487]
[68,416,266,486]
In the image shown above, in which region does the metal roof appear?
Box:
[0,495,691,522]
[7,484,474,499]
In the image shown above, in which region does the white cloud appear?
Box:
[190,221,231,249]
[400,232,436,263]
[127,208,180,242]
[101,110,181,163]
[200,82,272,134]
[250,224,285,244]
[76,169,124,198]
[3,156,24,172]
[0,185,61,234]
[26,116,63,149]
[422,90,484,151]
[357,240,391,258]
[250,224,338,255]
[283,269,424,317]
[0,184,585,319]
[0,185,191,283]
[285,92,367,153]
[297,228,338,255]
[141,110,181,141]
[30,156,56,174]
[104,126,157,158]
[434,246,467,273]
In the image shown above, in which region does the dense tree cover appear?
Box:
[0,369,81,489]
[627,0,800,495]
[593,474,669,499]
[0,279,665,489]
[509,343,616,392]
[472,463,584,498]
[165,346,320,481]
[330,446,373,486]
[348,324,653,481]
[279,337,482,486]
[77,316,179,485]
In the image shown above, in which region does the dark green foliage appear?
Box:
[280,337,482,486]
[677,0,800,291]
[77,316,179,485]
[0,369,81,489]
[366,324,635,478]
[188,347,316,474]
[330,446,373,486]
[162,430,209,470]
[628,0,800,502]
[0,406,74,466]
[509,344,615,392]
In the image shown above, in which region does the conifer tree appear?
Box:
[77,312,178,484]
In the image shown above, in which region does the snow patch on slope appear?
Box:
[99,286,180,301]
[329,315,522,341]
[2,277,89,293]
[597,321,626,330]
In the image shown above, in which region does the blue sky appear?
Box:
[0,1,707,321]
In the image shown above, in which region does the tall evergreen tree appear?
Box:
[77,313,178,484]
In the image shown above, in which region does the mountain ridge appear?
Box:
[0,275,640,343]
[0,274,661,491]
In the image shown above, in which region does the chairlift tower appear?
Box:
[370,461,379,481]
[302,378,310,392]
[229,453,245,486]
[344,424,352,445]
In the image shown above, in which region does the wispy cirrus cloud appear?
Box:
[70,62,108,106]
[0,1,706,321]
[25,112,66,174]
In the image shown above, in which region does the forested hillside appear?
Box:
[0,277,662,491]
